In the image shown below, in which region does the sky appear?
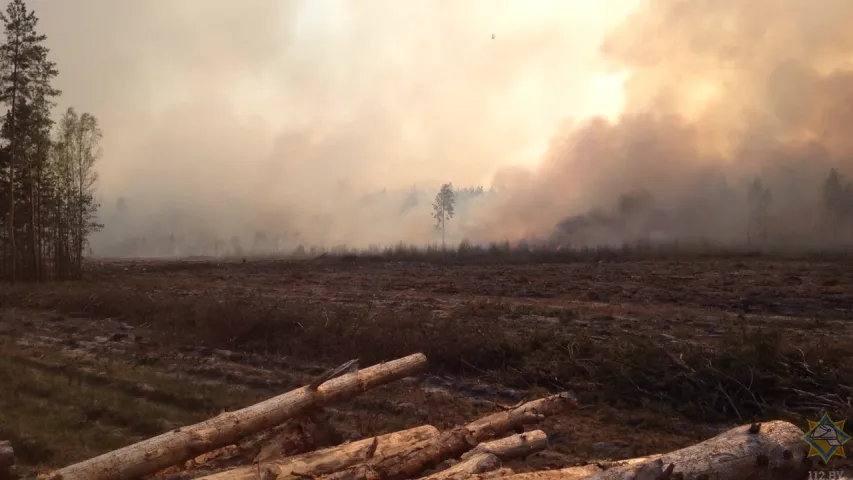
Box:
[11,0,853,254]
[31,0,633,191]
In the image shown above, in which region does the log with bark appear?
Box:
[583,420,810,480]
[422,453,501,480]
[154,413,344,478]
[421,431,549,480]
[489,464,605,480]
[197,425,441,480]
[44,353,427,480]
[488,420,810,480]
[318,392,577,480]
[460,430,548,462]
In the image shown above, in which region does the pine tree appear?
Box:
[432,183,455,249]
[823,168,847,239]
[0,0,59,281]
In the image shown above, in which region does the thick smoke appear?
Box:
[24,0,853,255]
[485,0,853,248]
[25,0,631,256]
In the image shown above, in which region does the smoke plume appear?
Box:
[23,0,635,255]
[20,0,853,255]
[485,0,853,247]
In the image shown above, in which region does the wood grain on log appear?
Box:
[460,430,548,461]
[45,353,427,480]
[319,392,577,480]
[196,425,440,480]
[422,453,501,480]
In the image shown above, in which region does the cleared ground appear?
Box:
[1,253,852,474]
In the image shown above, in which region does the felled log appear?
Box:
[460,430,548,461]
[45,353,427,480]
[154,414,342,478]
[495,420,809,480]
[584,420,809,480]
[319,392,577,480]
[197,425,440,480]
[497,464,605,480]
[423,453,501,480]
[0,441,15,480]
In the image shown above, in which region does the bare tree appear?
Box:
[432,183,455,249]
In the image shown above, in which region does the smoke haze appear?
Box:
[19,0,853,255]
[487,0,853,247]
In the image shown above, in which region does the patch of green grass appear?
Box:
[0,351,267,473]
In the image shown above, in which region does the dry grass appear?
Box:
[0,347,266,473]
[2,251,853,473]
[235,239,853,264]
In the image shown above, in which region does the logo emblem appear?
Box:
[802,413,852,464]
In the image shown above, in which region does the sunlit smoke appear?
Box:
[21,0,637,256]
[484,0,853,248]
[20,0,853,256]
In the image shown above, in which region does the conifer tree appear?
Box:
[0,0,59,280]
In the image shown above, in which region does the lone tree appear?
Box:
[747,178,772,245]
[432,182,455,249]
[822,168,853,239]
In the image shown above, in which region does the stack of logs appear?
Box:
[0,353,836,480]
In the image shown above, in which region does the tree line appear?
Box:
[0,0,102,282]
[745,167,853,245]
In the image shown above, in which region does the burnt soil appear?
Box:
[1,254,853,475]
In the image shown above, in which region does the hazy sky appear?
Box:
[11,0,853,252]
[28,0,635,197]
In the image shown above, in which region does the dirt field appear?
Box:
[2,253,853,475]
